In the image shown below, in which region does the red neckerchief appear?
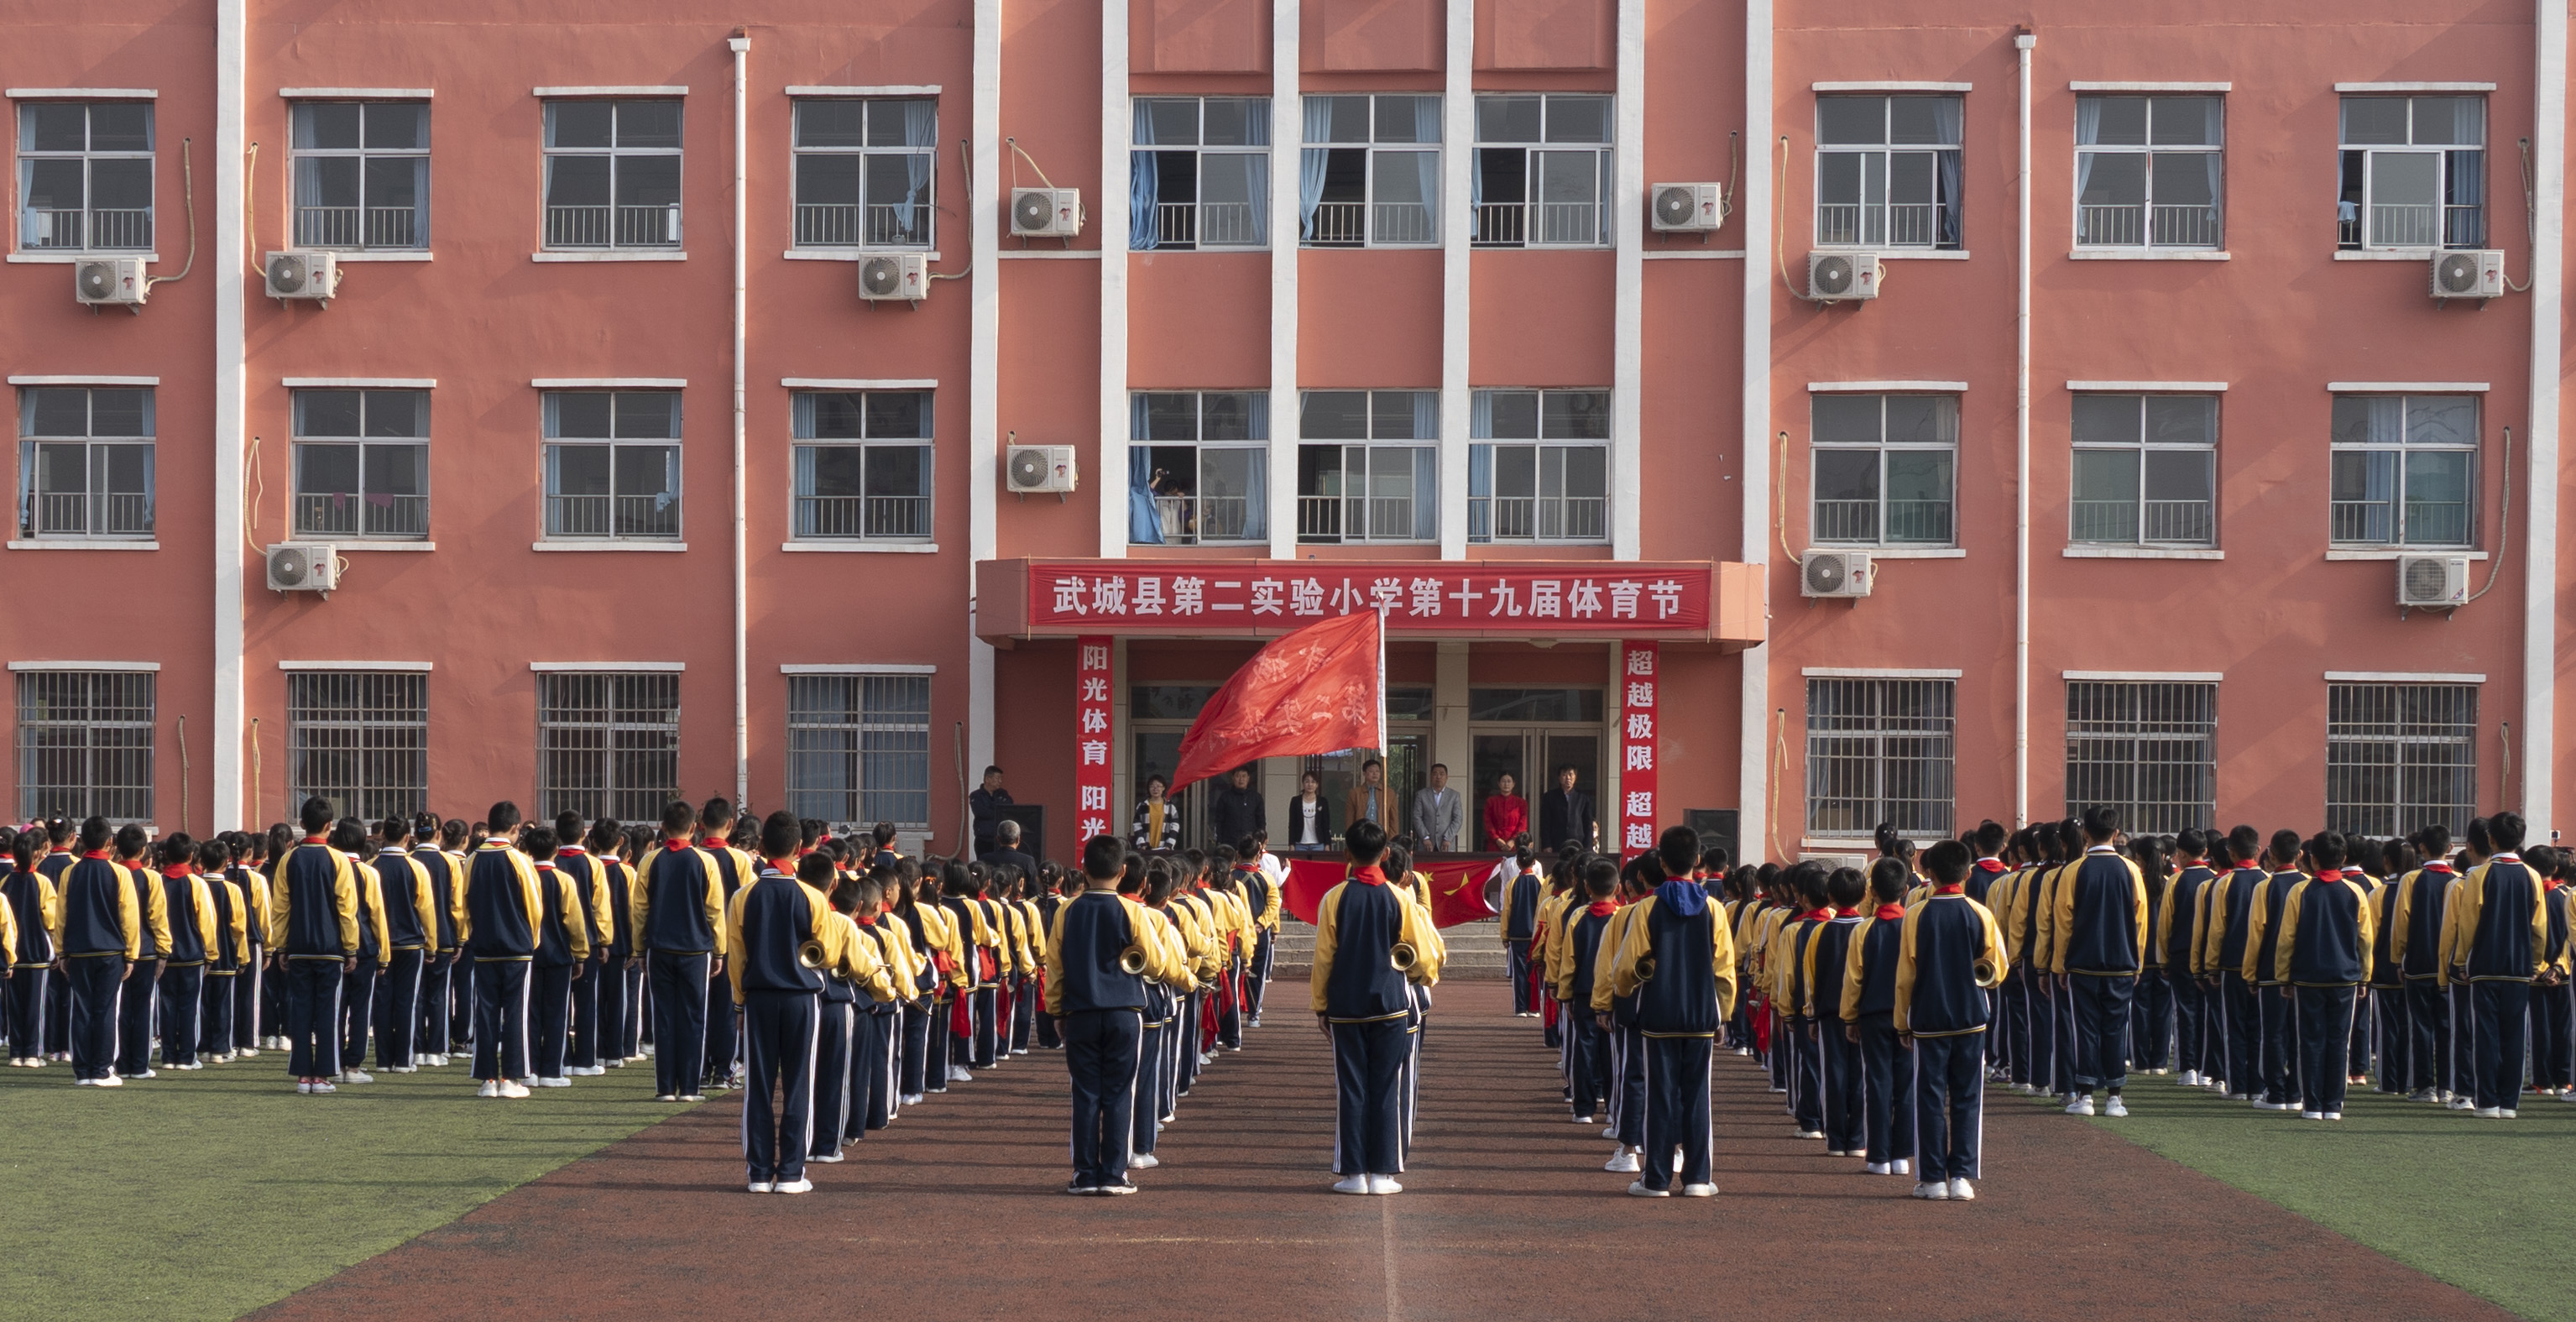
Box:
[1799,907,1830,922]
[1586,900,1617,917]
[1348,865,1387,887]
[164,863,192,878]
[81,850,111,860]
[2314,869,2344,882]
[1833,906,1861,917]
[2492,854,2523,865]
[857,913,878,927]
[1873,902,1905,920]
[765,856,796,874]
[302,835,328,845]
[1935,883,1965,896]
[1975,858,2005,872]
[2422,861,2453,874]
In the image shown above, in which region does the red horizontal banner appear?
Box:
[1281,856,1503,930]
[1024,561,1714,634]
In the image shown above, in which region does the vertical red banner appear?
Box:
[1074,636,1115,848]
[1618,641,1659,858]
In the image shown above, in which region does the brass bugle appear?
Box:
[1391,941,1419,972]
[1635,954,1657,984]
[1119,944,1151,975]
[798,939,831,970]
[1972,957,1999,983]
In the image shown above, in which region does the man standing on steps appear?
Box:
[1311,819,1439,1195]
[1412,764,1462,854]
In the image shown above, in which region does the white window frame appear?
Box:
[541,390,682,541]
[2328,392,2478,549]
[1299,94,1441,249]
[535,670,681,822]
[1295,389,1438,544]
[1808,392,1958,547]
[290,387,430,541]
[14,668,154,823]
[2072,93,2222,250]
[1468,387,1610,544]
[789,97,936,250]
[784,670,933,828]
[1131,96,1272,251]
[14,98,154,253]
[2323,680,2478,839]
[1471,93,1613,248]
[17,384,154,541]
[285,669,429,821]
[1814,93,1962,251]
[790,389,933,543]
[541,97,683,250]
[2068,392,2218,548]
[1805,674,1956,840]
[1129,389,1268,546]
[288,100,430,250]
[2336,94,2485,251]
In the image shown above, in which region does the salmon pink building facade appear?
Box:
[3,0,2568,864]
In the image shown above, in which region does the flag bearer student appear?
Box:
[1803,865,1868,1156]
[110,823,172,1080]
[2160,828,2221,1089]
[462,803,545,1100]
[729,813,839,1194]
[1049,836,1184,1195]
[2438,811,2545,1117]
[549,811,612,1077]
[2270,832,2374,1121]
[196,839,248,1063]
[370,818,436,1074]
[1839,858,1916,1177]
[154,835,220,1070]
[1594,861,1654,1173]
[1556,857,1621,1126]
[850,868,918,1138]
[1312,819,1440,1194]
[698,797,757,1091]
[4,828,60,1067]
[2532,846,2575,1096]
[51,817,142,1085]
[2050,806,2148,1118]
[332,819,391,1084]
[635,800,726,1103]
[2364,838,2416,1093]
[2239,829,2309,1110]
[804,854,894,1163]
[2197,825,2266,1100]
[1898,839,2008,1201]
[523,828,592,1088]
[1601,827,1737,1198]
[272,801,362,1094]
[593,821,645,1067]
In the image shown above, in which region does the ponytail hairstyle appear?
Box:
[1873,822,1901,858]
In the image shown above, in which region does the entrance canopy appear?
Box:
[974,557,1765,646]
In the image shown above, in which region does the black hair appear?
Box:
[1923,839,1972,886]
[701,797,736,830]
[661,800,698,835]
[2490,810,2526,852]
[1581,857,1618,896]
[2225,823,2261,865]
[520,825,559,860]
[327,818,368,853]
[1701,845,1732,873]
[1656,824,1699,875]
[1345,818,1387,864]
[797,852,837,888]
[2416,822,2453,857]
[2305,830,2347,870]
[1788,860,1829,905]
[157,833,194,867]
[1825,866,1867,909]
[113,823,149,857]
[1867,857,1910,903]
[760,810,801,860]
[2267,828,2303,867]
[484,801,520,833]
[2080,804,2119,841]
[1972,819,2008,856]
[589,818,624,853]
[872,822,897,847]
[1873,823,1902,857]
[196,839,229,871]
[299,797,337,833]
[552,809,585,843]
[377,816,410,844]
[2175,826,2210,860]
[2130,833,2170,907]
[1083,834,1126,880]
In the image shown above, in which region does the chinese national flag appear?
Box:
[1169,610,1384,792]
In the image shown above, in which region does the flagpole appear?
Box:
[1376,606,1389,760]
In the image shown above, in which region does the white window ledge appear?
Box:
[531,250,687,263]
[8,539,155,551]
[2067,248,2230,261]
[1831,546,1964,559]
[9,253,159,264]
[1801,666,1963,678]
[2069,81,2232,92]
[2064,670,2223,682]
[2334,248,2435,261]
[1641,249,1748,260]
[327,250,432,263]
[283,376,436,388]
[279,660,433,671]
[7,660,160,671]
[532,541,687,552]
[786,248,941,262]
[998,249,1106,259]
[531,661,685,672]
[278,87,435,99]
[1812,248,1969,260]
[2325,548,2487,562]
[781,663,937,675]
[780,541,939,553]
[2326,670,2488,683]
[335,541,435,551]
[7,88,159,99]
[10,374,159,385]
[2062,546,2223,560]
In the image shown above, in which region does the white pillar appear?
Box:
[1098,0,1131,558]
[2522,0,2563,833]
[1610,0,1645,560]
[1438,0,1472,558]
[212,0,248,829]
[1267,2,1302,558]
[969,0,1003,780]
[1736,0,1774,859]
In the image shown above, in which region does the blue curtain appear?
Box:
[899,102,936,236]
[1128,397,1163,544]
[1931,98,1963,248]
[1130,101,1159,251]
[1299,97,1332,241]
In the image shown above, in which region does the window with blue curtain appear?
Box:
[1295,389,1435,542]
[790,98,936,248]
[2074,95,2221,248]
[1302,94,1437,248]
[1816,94,1962,250]
[1129,390,1267,544]
[2337,96,2483,250]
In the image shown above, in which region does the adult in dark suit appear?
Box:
[1539,766,1596,851]
[979,819,1042,879]
[969,767,1014,858]
[1210,766,1267,852]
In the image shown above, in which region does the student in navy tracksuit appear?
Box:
[1557,857,1620,1124]
[2160,828,2219,1087]
[593,821,644,1067]
[2051,807,2148,1116]
[332,819,389,1084]
[728,812,838,1194]
[412,816,464,1063]
[110,824,171,1080]
[154,835,217,1070]
[2364,839,2415,1094]
[525,828,591,1087]
[1839,858,1915,1177]
[1601,828,1736,1198]
[549,812,606,1077]
[1804,868,1868,1156]
[3,828,59,1066]
[2239,829,2307,1110]
[462,804,544,1097]
[1311,820,1438,1195]
[52,817,142,1084]
[635,800,725,1101]
[698,798,755,1092]
[2443,812,2544,1116]
[370,819,434,1073]
[1502,839,1544,1016]
[848,870,908,1138]
[1897,839,2007,1200]
[1048,835,1183,1194]
[38,822,80,1059]
[2200,824,2265,1100]
[1779,864,1833,1140]
[272,801,362,1092]
[2271,832,2373,1120]
[2532,846,2575,1095]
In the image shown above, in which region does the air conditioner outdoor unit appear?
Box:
[2429,249,2505,301]
[1800,549,1873,598]
[2395,554,2470,608]
[1649,183,1726,233]
[264,250,341,304]
[265,542,340,595]
[858,252,929,303]
[74,258,147,308]
[1808,251,1881,301]
[1006,445,1078,494]
[1011,187,1083,238]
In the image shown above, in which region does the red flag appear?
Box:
[1169,610,1384,792]
[1279,856,1500,928]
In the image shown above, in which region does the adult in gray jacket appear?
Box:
[1411,764,1464,853]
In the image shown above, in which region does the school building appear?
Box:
[2,0,2567,862]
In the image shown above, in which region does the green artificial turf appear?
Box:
[2008,1071,2576,1322]
[0,1051,688,1320]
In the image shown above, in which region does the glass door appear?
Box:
[1128,727,1210,849]
[1471,726,1604,852]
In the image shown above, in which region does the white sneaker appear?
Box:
[773,1178,813,1194]
[1368,1175,1403,1194]
[478,1080,501,1098]
[499,1080,530,1099]
[338,1069,373,1084]
[653,1094,677,1102]
[2500,1108,2518,1120]
[1332,1175,1371,1194]
[1912,1181,1949,1199]
[679,1093,707,1102]
[1864,1162,1891,1174]
[306,1079,332,1093]
[1571,1114,1594,1124]
[1794,1129,1826,1140]
[2323,1111,2343,1121]
[1130,1152,1160,1169]
[1627,1181,1669,1197]
[747,1182,774,1194]
[128,1069,156,1079]
[1602,1126,1620,1140]
[1679,1183,1718,1197]
[389,1064,416,1074]
[901,1094,923,1105]
[2301,1110,2323,1120]
[1892,1158,1910,1175]
[2180,1070,2201,1086]
[2474,1106,2503,1118]
[538,1076,572,1088]
[2254,1100,2289,1111]
[2103,1096,2128,1118]
[1605,1150,1642,1173]
[948,1066,974,1083]
[1946,1178,1976,1201]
